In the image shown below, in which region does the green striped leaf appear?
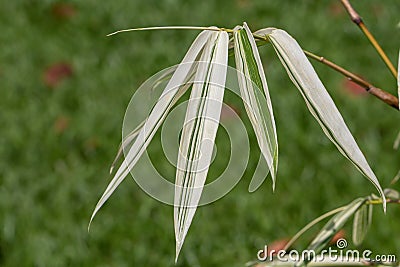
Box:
[268,29,386,210]
[233,23,278,191]
[174,31,229,261]
[299,198,366,266]
[352,201,373,246]
[397,49,400,110]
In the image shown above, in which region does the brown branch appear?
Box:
[304,50,399,110]
[340,0,398,78]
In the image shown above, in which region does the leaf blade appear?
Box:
[233,23,278,190]
[268,29,386,209]
[352,201,372,246]
[397,49,400,110]
[174,31,229,260]
[300,198,366,266]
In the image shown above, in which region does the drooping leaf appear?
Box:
[174,31,229,260]
[233,23,278,191]
[383,188,400,199]
[109,65,188,174]
[352,201,372,246]
[253,27,276,39]
[299,198,366,266]
[268,29,386,210]
[109,121,144,174]
[397,49,399,110]
[90,29,214,227]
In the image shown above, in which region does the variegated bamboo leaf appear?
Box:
[299,198,366,266]
[174,31,229,260]
[90,29,214,227]
[253,27,276,39]
[233,23,278,191]
[384,188,400,199]
[268,29,386,210]
[397,49,399,110]
[352,201,373,246]
[109,65,192,174]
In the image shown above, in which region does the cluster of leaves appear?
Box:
[252,188,400,267]
[91,23,387,261]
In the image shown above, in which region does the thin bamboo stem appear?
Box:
[340,0,398,78]
[304,50,399,109]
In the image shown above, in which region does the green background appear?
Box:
[1,1,399,266]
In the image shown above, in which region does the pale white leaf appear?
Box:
[253,27,276,39]
[268,29,386,210]
[174,31,228,261]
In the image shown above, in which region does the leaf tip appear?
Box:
[175,240,183,264]
[383,197,387,214]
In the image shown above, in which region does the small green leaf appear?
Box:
[299,198,366,266]
[397,49,399,110]
[352,201,373,246]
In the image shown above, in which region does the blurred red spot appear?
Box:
[220,104,240,122]
[84,137,99,153]
[259,238,290,260]
[342,78,367,96]
[330,229,346,245]
[267,238,289,255]
[328,2,345,17]
[43,62,73,88]
[54,116,70,134]
[236,0,251,8]
[52,2,76,19]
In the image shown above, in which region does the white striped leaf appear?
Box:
[253,27,276,39]
[90,29,214,227]
[268,29,386,210]
[299,198,366,267]
[397,49,400,110]
[109,65,191,174]
[352,201,373,246]
[233,23,278,191]
[174,31,228,260]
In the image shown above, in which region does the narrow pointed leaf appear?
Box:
[109,65,187,174]
[90,29,213,227]
[268,29,386,210]
[352,202,372,246]
[397,49,400,110]
[109,121,144,174]
[253,27,276,39]
[233,23,278,190]
[383,188,400,199]
[174,31,228,260]
[299,198,366,266]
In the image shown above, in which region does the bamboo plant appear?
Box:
[90,1,399,265]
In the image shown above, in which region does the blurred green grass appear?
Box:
[1,0,399,266]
